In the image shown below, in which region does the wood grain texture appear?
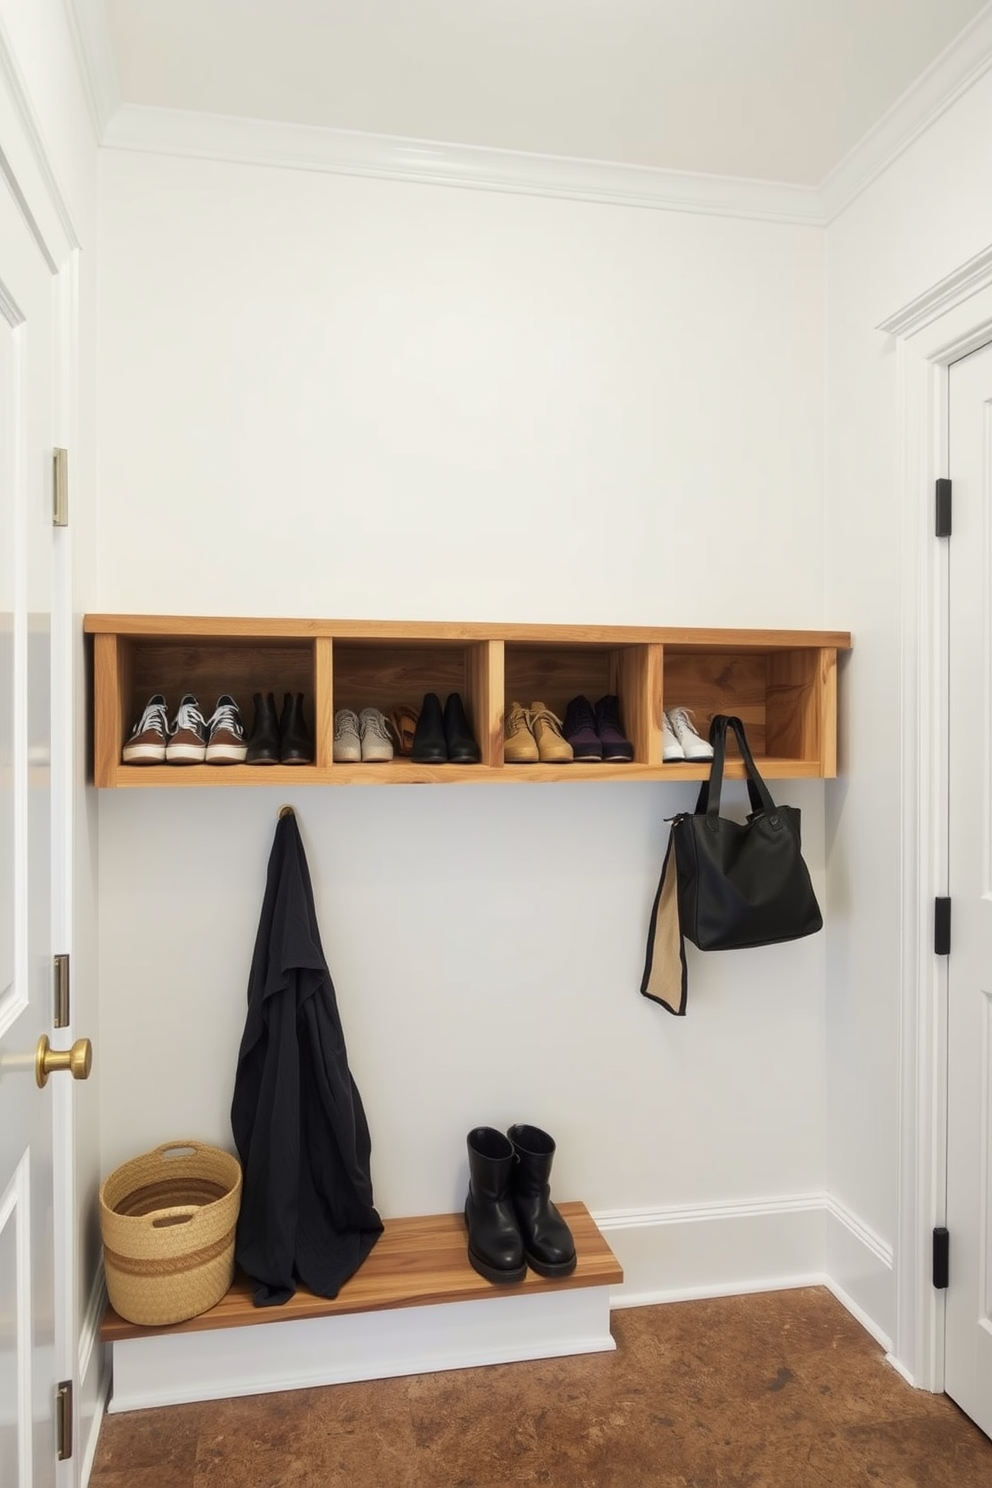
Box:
[313,638,333,770]
[99,1201,622,1342]
[86,616,851,786]
[84,616,852,650]
[106,758,826,787]
[93,633,124,788]
[470,639,502,767]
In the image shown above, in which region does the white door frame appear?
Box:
[880,243,992,1392]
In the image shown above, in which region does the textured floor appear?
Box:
[90,1287,992,1487]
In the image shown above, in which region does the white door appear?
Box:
[945,339,992,1437]
[0,173,61,1485]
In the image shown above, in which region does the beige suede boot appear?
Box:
[529,702,574,763]
[503,700,538,762]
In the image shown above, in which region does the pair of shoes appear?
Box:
[504,701,573,764]
[465,1125,576,1284]
[562,694,633,762]
[411,692,480,764]
[122,693,248,765]
[245,692,313,765]
[662,707,713,762]
[334,707,394,762]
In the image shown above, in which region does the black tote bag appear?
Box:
[672,715,822,951]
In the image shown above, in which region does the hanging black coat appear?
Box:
[231,812,382,1305]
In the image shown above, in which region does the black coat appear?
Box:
[231,812,382,1305]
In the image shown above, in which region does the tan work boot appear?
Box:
[504,700,538,763]
[529,702,573,763]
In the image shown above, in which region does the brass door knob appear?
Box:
[36,1035,92,1089]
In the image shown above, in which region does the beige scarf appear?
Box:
[640,832,688,1016]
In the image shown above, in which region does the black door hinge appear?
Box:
[933,1227,949,1290]
[56,1379,73,1460]
[936,478,952,537]
[934,897,951,956]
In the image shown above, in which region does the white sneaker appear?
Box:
[333,708,362,762]
[665,708,713,762]
[662,711,684,762]
[359,707,394,762]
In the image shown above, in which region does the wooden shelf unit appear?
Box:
[84,615,851,788]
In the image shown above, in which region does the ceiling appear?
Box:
[99,0,990,188]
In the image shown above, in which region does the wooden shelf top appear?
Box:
[84,614,852,651]
[100,1201,623,1343]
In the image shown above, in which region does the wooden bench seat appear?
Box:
[101,1202,623,1411]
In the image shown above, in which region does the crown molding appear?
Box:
[819,0,992,223]
[878,241,992,339]
[101,104,824,226]
[90,1,992,228]
[61,0,120,141]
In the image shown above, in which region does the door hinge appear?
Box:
[53,953,70,1028]
[935,477,952,537]
[53,446,68,527]
[933,1227,950,1290]
[935,897,952,956]
[56,1379,73,1461]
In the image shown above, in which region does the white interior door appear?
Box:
[945,339,992,1437]
[0,176,58,1484]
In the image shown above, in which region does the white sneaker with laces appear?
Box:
[359,707,394,762]
[665,708,713,762]
[333,708,362,762]
[662,711,684,762]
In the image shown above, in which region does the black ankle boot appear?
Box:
[464,1127,526,1284]
[507,1124,576,1278]
[411,692,447,763]
[246,692,280,765]
[443,692,481,763]
[279,692,313,764]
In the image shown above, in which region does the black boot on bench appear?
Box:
[507,1124,577,1278]
[464,1127,526,1284]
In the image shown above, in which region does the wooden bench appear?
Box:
[102,1202,623,1412]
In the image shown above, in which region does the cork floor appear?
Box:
[90,1287,992,1488]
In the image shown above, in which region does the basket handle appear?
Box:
[149,1206,198,1229]
[153,1141,207,1160]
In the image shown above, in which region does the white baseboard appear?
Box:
[595,1192,894,1343]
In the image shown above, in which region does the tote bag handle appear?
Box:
[693,714,777,822]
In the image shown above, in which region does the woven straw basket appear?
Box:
[99,1140,242,1327]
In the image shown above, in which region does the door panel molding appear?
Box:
[881,262,992,1392]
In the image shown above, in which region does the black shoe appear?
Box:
[594,694,633,762]
[411,692,447,763]
[464,1127,526,1285]
[507,1124,576,1279]
[444,692,481,764]
[245,692,280,765]
[279,692,313,765]
[562,695,602,760]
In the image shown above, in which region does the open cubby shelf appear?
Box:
[84,615,851,788]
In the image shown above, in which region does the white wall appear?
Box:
[825,64,992,1345]
[95,153,830,1277]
